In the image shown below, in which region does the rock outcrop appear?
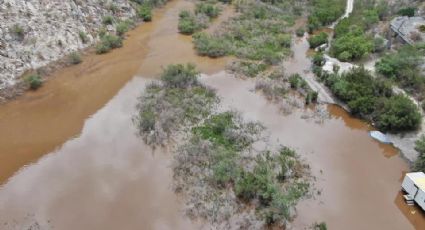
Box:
[0,0,137,91]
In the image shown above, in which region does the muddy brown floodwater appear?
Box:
[0,0,232,185]
[0,0,424,229]
[201,73,421,230]
[0,77,202,229]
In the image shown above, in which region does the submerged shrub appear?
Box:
[306,91,318,104]
[178,10,207,35]
[296,27,305,37]
[116,21,129,36]
[95,34,123,54]
[160,63,199,88]
[193,32,228,57]
[25,74,43,90]
[134,64,217,146]
[138,4,152,21]
[195,2,220,18]
[228,61,267,78]
[68,52,82,64]
[312,52,325,66]
[289,74,307,89]
[308,32,328,48]
[319,66,421,132]
[314,222,328,230]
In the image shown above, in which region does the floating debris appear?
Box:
[370,131,391,144]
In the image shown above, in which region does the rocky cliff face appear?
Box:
[0,0,137,90]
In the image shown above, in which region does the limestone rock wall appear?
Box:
[0,0,137,90]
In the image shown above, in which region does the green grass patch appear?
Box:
[375,45,425,99]
[192,0,296,66]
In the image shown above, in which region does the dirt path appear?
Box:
[283,36,336,104]
[330,0,354,28]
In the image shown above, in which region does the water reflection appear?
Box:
[0,77,200,230]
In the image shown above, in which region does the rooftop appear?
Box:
[390,16,425,45]
[407,172,425,191]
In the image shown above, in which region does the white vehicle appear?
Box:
[401,172,425,211]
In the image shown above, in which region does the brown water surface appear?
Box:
[201,72,416,230]
[0,0,424,229]
[0,77,200,230]
[0,0,232,185]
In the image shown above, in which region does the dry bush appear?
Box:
[134,64,218,146]
[172,111,309,229]
[410,31,423,42]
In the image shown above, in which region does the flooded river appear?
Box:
[0,0,424,229]
[202,73,418,229]
[0,0,231,185]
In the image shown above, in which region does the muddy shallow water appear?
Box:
[201,73,417,230]
[0,0,424,229]
[0,77,200,230]
[0,0,232,185]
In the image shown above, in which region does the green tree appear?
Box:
[307,0,346,31]
[374,95,422,132]
[414,135,425,172]
[308,32,328,48]
[331,26,373,61]
[398,7,415,17]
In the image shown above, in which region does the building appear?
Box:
[402,172,425,211]
[390,16,425,45]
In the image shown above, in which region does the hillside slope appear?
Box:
[0,0,136,91]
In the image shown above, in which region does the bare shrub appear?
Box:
[410,31,422,42]
[134,65,217,146]
[172,111,309,229]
